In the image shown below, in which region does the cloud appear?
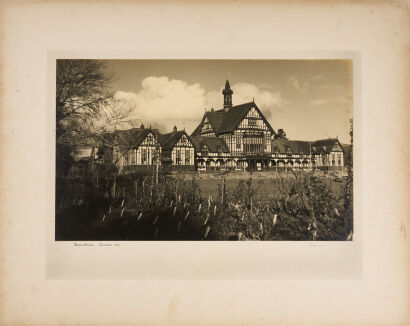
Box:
[231,82,287,109]
[309,99,327,106]
[286,75,309,94]
[114,76,206,121]
[113,77,287,133]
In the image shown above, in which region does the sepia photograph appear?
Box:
[3,1,409,325]
[55,59,353,241]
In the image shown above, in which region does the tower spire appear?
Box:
[222,79,233,111]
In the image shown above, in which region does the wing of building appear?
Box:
[159,127,195,172]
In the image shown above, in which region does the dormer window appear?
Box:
[287,147,292,156]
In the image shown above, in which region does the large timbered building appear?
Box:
[97,80,345,173]
[191,80,276,171]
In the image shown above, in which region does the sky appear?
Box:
[104,60,353,144]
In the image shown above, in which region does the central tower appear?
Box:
[222,80,233,111]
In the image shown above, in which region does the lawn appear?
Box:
[171,171,346,199]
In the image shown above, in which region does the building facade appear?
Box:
[99,125,162,174]
[191,80,276,171]
[159,126,195,172]
[191,80,345,172]
[99,80,345,173]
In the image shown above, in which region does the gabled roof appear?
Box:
[192,102,275,136]
[190,136,229,153]
[311,138,343,154]
[311,146,325,155]
[104,128,159,148]
[271,140,312,155]
[290,141,312,155]
[159,130,192,150]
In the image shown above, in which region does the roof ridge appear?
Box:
[213,101,254,112]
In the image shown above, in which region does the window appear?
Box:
[248,119,256,126]
[236,143,241,149]
[203,146,208,156]
[176,149,181,165]
[185,149,190,165]
[332,153,336,166]
[151,149,156,165]
[243,135,263,154]
[141,148,147,164]
[130,150,136,165]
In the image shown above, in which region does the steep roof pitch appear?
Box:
[190,136,229,153]
[104,128,159,148]
[271,139,288,153]
[159,130,192,150]
[291,141,312,155]
[271,140,312,155]
[311,138,343,154]
[192,102,275,136]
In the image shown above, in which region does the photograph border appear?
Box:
[47,51,362,280]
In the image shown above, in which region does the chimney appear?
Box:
[173,125,177,132]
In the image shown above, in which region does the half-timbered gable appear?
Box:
[159,128,195,169]
[190,80,279,171]
[136,129,160,166]
[101,126,161,173]
[311,138,344,170]
[191,101,275,157]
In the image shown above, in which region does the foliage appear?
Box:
[56,169,353,241]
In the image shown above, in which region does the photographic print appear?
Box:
[55,59,353,241]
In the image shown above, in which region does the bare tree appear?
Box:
[88,99,140,137]
[56,59,112,141]
[56,60,142,178]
